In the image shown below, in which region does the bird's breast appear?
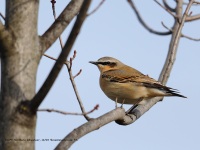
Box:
[99,76,150,104]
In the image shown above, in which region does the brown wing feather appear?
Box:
[102,65,187,98]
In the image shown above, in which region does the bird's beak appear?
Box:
[89,61,99,65]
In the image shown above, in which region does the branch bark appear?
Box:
[186,14,200,22]
[1,0,40,149]
[163,0,176,12]
[40,0,84,53]
[154,0,177,18]
[0,21,13,53]
[159,0,193,84]
[161,21,200,41]
[55,108,126,150]
[29,0,92,113]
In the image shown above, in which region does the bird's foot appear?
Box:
[115,97,118,108]
[126,104,142,119]
[120,99,125,108]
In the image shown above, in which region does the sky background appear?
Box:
[1,0,200,150]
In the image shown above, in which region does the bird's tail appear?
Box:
[166,87,187,98]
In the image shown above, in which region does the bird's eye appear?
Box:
[100,62,116,66]
[101,62,111,65]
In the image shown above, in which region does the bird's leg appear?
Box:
[120,99,126,108]
[115,97,118,108]
[126,98,143,114]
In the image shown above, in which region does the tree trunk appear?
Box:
[0,0,40,149]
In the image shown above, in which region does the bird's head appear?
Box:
[89,57,124,73]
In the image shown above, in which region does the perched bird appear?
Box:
[89,57,186,106]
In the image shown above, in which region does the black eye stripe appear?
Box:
[99,62,116,66]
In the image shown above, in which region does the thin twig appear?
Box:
[161,21,200,41]
[66,58,92,120]
[68,51,76,71]
[73,69,82,78]
[186,14,200,22]
[181,0,200,5]
[154,0,177,18]
[127,0,172,35]
[0,12,5,20]
[163,0,176,12]
[43,53,91,120]
[87,0,105,16]
[181,33,200,41]
[49,1,92,121]
[194,1,200,4]
[38,104,99,116]
[51,0,57,19]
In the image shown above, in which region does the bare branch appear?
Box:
[0,12,5,20]
[51,0,57,20]
[73,69,82,78]
[161,21,200,41]
[43,53,91,121]
[40,0,84,53]
[68,51,77,71]
[116,97,161,125]
[43,53,60,61]
[181,33,200,41]
[0,20,4,32]
[194,1,200,4]
[38,104,99,116]
[120,0,194,126]
[55,108,126,150]
[163,0,176,12]
[49,1,91,121]
[181,0,200,5]
[87,0,105,16]
[159,0,194,84]
[66,60,91,121]
[30,0,92,113]
[186,14,200,22]
[154,0,177,18]
[127,0,172,35]
[0,21,13,54]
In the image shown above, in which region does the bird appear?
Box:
[89,56,186,107]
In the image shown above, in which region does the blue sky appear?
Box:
[1,0,200,150]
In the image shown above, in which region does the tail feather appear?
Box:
[165,87,187,98]
[143,82,187,98]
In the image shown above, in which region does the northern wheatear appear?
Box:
[89,57,186,106]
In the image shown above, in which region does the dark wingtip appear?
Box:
[167,87,187,98]
[173,93,187,98]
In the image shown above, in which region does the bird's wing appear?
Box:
[102,66,186,98]
[102,65,157,84]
